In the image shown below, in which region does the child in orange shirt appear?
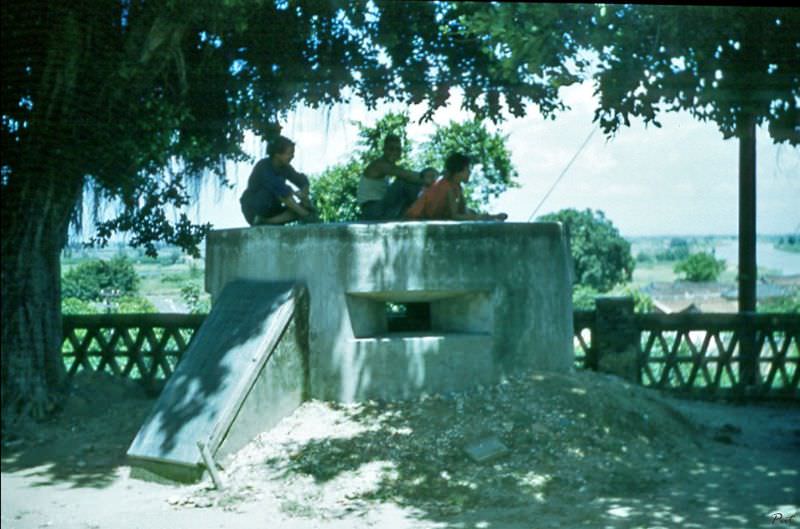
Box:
[405,153,508,221]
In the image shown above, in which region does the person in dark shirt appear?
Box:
[240,136,316,225]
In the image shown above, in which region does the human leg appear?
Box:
[253,209,299,225]
[383,179,422,220]
[359,200,386,221]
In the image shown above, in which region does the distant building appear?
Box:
[721,281,792,301]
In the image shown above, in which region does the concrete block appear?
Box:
[205,222,573,402]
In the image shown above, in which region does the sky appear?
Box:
[186,80,799,238]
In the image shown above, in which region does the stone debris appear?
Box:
[175,369,702,518]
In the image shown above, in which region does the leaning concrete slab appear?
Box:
[206,222,574,402]
[127,280,308,482]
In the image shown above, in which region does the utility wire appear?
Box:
[527,125,598,222]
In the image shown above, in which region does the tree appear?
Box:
[461,5,798,144]
[312,160,365,223]
[3,2,586,419]
[311,111,518,222]
[311,112,412,223]
[61,256,140,302]
[416,119,518,208]
[461,5,799,316]
[538,209,634,293]
[674,252,726,282]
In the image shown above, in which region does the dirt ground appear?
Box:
[2,370,798,529]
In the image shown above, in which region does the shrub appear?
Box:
[180,284,211,314]
[62,255,140,301]
[572,285,601,310]
[61,297,99,315]
[573,284,653,313]
[116,296,157,313]
[759,292,800,314]
[610,285,654,313]
[311,160,363,223]
[674,252,726,282]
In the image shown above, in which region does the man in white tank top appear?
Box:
[357,134,427,221]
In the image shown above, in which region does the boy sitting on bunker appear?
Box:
[357,134,431,221]
[405,153,508,222]
[240,136,316,225]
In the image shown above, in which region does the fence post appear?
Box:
[594,296,639,382]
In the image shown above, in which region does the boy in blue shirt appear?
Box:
[240,136,316,225]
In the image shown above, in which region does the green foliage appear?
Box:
[539,208,634,292]
[584,6,799,144]
[657,238,691,262]
[572,285,601,311]
[462,5,799,144]
[160,273,188,284]
[188,261,203,279]
[609,285,655,314]
[116,296,157,314]
[417,120,518,208]
[311,112,518,222]
[572,284,653,313]
[758,292,800,314]
[355,112,414,164]
[6,4,796,263]
[180,284,211,314]
[61,297,99,315]
[674,252,726,282]
[61,256,140,301]
[311,160,364,223]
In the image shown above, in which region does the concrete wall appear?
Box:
[206,222,573,401]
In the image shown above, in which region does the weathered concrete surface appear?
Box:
[127,280,307,481]
[206,222,573,401]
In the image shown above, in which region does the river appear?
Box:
[713,239,800,275]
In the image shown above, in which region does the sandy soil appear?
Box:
[2,370,798,529]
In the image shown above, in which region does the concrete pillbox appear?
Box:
[205,221,574,402]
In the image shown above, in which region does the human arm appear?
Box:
[285,166,314,209]
[279,192,312,218]
[446,187,507,221]
[365,159,425,185]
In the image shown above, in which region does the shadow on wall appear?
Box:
[333,224,437,401]
[127,280,302,472]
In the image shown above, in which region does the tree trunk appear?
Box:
[1,172,81,425]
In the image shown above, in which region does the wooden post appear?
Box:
[197,441,225,490]
[738,113,757,387]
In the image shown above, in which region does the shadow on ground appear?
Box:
[1,372,156,489]
[250,373,800,528]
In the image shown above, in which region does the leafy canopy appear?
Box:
[460,5,799,144]
[310,112,517,222]
[3,1,588,258]
[62,256,140,301]
[538,208,635,292]
[674,252,727,282]
[5,4,796,260]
